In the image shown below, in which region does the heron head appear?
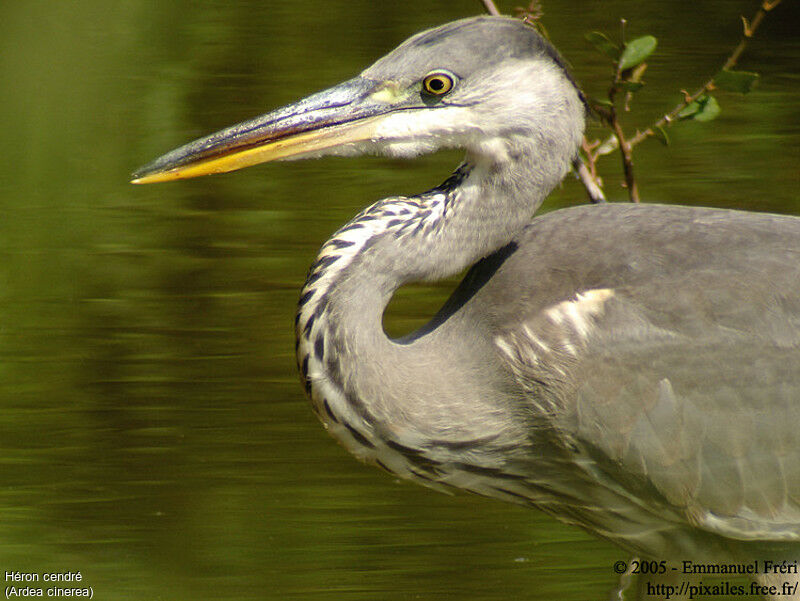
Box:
[132,16,585,184]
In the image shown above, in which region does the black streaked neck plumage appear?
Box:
[294,137,576,469]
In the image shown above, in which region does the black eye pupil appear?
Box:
[423,72,454,95]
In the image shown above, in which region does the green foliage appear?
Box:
[619,35,657,70]
[714,68,760,93]
[575,4,776,203]
[653,126,669,146]
[678,94,721,122]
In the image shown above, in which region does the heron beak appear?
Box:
[131,77,407,184]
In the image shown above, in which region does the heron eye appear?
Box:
[422,71,455,96]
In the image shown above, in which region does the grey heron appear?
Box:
[132,16,800,599]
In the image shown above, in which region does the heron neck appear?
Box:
[295,147,568,447]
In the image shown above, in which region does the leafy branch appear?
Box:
[625,0,779,148]
[478,0,782,203]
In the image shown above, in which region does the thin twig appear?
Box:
[581,138,601,178]
[573,157,606,203]
[514,1,544,21]
[627,0,781,148]
[480,0,502,16]
[606,50,640,203]
[610,117,639,202]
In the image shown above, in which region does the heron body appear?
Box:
[133,16,800,598]
[297,199,800,563]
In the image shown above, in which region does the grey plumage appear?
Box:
[133,15,800,599]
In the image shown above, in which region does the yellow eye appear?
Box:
[422,71,455,96]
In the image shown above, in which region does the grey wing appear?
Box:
[488,204,800,542]
[568,296,800,542]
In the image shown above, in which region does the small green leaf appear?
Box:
[590,97,614,108]
[653,125,669,146]
[678,95,721,122]
[619,81,644,93]
[585,31,620,60]
[678,100,701,119]
[619,35,657,70]
[714,68,759,94]
[693,95,720,122]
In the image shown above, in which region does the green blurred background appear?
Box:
[1,0,797,599]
